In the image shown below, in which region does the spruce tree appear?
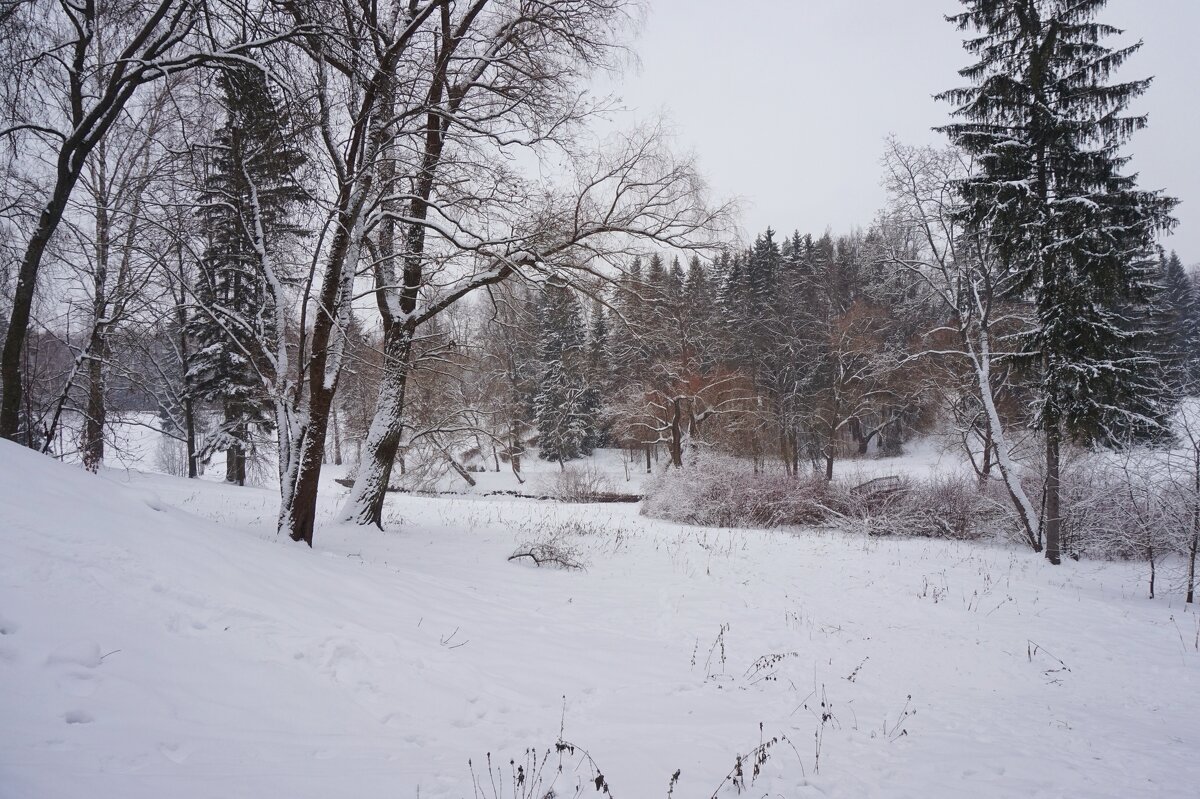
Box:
[938,0,1177,563]
[187,67,307,485]
[582,298,612,451]
[1159,251,1200,394]
[534,279,590,464]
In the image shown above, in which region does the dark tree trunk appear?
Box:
[669,397,683,468]
[82,344,106,472]
[1045,425,1062,565]
[184,394,198,478]
[223,406,247,486]
[977,428,993,490]
[2,178,77,440]
[880,414,903,456]
[1189,453,1199,603]
[279,205,361,546]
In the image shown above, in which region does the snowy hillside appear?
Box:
[2,440,1199,798]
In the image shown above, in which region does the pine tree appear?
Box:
[1159,251,1200,393]
[582,298,612,451]
[187,67,307,485]
[938,0,1177,563]
[534,279,590,464]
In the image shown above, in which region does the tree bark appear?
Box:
[669,397,683,468]
[278,205,363,546]
[1188,450,1199,604]
[1044,425,1062,564]
[1,177,77,440]
[341,323,413,527]
[81,338,107,473]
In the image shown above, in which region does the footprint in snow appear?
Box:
[63,710,93,725]
[159,742,191,764]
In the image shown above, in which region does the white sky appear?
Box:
[602,0,1199,261]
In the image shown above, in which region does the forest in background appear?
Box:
[1,0,1197,581]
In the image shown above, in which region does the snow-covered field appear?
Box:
[3,439,1200,798]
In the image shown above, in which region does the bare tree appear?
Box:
[335,1,728,533]
[880,138,1041,550]
[0,0,296,441]
[272,0,448,545]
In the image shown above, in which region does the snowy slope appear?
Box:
[2,440,1200,798]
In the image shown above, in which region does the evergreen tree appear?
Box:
[938,0,1177,563]
[187,67,307,485]
[582,298,612,450]
[666,256,686,309]
[1159,251,1200,393]
[534,279,590,463]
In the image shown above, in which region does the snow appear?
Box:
[3,439,1200,797]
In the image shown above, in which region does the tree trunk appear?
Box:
[977,429,993,491]
[81,343,106,473]
[184,394,198,479]
[1189,452,1199,604]
[669,397,683,468]
[224,406,246,486]
[510,419,523,481]
[342,323,413,527]
[81,160,112,473]
[1045,425,1062,565]
[331,404,343,466]
[278,202,364,546]
[1,169,79,441]
[851,417,869,456]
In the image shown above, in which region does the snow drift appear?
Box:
[3,440,1200,798]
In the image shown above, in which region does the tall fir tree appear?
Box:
[938,0,1177,563]
[582,298,612,451]
[1158,251,1200,393]
[187,67,307,485]
[534,279,591,464]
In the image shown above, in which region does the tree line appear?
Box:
[1,0,1194,563]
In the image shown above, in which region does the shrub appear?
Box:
[840,476,1003,541]
[643,452,999,542]
[643,452,841,529]
[537,462,615,502]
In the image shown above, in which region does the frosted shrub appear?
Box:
[154,434,190,477]
[539,462,615,502]
[643,452,841,529]
[842,476,1001,541]
[644,452,999,541]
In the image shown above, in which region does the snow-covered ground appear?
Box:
[3,439,1199,798]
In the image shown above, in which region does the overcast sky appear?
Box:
[602,0,1199,261]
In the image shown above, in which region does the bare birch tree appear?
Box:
[880,138,1042,550]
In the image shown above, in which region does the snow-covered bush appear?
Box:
[643,452,1001,541]
[642,452,839,528]
[842,476,1003,541]
[1056,449,1197,597]
[507,517,606,570]
[154,434,191,477]
[538,462,615,502]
